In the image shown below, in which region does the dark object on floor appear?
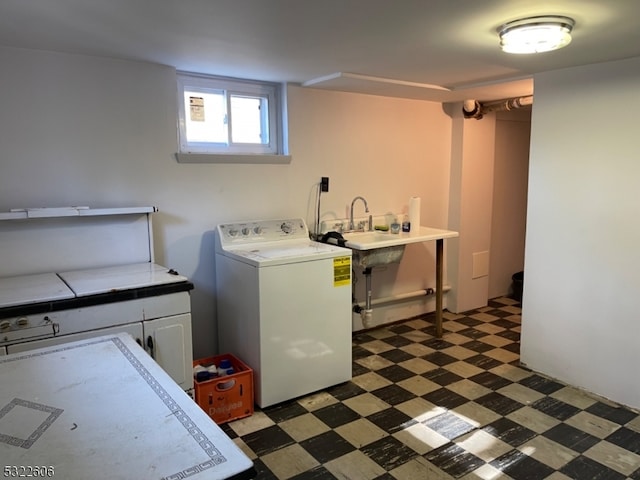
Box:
[512,271,524,302]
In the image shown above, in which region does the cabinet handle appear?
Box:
[146,335,154,358]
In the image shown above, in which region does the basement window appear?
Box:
[176,72,288,163]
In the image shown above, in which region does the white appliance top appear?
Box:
[58,262,189,297]
[0,333,254,479]
[216,218,351,267]
[0,263,190,309]
[0,273,75,308]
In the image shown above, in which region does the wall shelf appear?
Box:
[0,206,156,221]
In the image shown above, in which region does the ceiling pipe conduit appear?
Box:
[463,95,533,120]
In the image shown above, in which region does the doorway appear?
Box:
[489,108,531,299]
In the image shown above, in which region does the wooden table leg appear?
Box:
[435,238,444,338]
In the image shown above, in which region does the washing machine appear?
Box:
[215,218,352,408]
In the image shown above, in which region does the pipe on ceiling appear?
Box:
[463,95,533,120]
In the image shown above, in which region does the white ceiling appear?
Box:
[1,0,639,102]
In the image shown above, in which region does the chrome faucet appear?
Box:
[349,196,370,231]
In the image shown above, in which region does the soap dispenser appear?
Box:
[390,218,401,234]
[402,215,411,232]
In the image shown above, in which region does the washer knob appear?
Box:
[242,227,251,236]
[228,228,239,237]
[281,222,292,234]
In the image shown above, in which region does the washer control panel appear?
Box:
[217,218,309,246]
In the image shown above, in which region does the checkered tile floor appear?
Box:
[220,297,640,479]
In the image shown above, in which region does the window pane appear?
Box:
[177,72,281,155]
[230,95,268,144]
[184,90,227,143]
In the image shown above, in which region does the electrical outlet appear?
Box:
[321,177,329,192]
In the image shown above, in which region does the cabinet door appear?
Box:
[143,313,193,391]
[7,323,144,354]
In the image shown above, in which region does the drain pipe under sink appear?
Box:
[359,267,374,328]
[353,279,452,328]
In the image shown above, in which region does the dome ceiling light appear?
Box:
[498,15,575,54]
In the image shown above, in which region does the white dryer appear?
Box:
[215,218,352,408]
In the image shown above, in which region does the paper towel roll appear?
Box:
[409,197,421,230]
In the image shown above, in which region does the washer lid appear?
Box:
[58,263,189,297]
[224,241,351,266]
[0,273,75,308]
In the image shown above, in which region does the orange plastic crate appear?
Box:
[193,354,254,424]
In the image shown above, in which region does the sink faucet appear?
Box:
[349,196,370,231]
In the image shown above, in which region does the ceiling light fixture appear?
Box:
[498,15,575,54]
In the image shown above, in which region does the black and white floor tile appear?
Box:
[220,298,640,479]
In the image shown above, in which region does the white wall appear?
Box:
[287,86,454,329]
[447,107,496,313]
[521,56,640,409]
[0,47,455,358]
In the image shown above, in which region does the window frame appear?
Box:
[177,72,282,156]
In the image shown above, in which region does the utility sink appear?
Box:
[340,227,460,268]
[342,231,390,246]
[351,245,405,268]
[342,232,405,267]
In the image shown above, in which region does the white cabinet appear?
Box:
[142,313,193,391]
